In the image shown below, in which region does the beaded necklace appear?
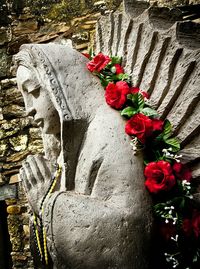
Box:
[32,164,62,266]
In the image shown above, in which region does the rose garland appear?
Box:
[84,52,200,269]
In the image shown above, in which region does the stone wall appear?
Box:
[0,1,123,268]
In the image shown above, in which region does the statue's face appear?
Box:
[17,66,60,135]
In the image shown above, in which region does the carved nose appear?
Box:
[26,108,36,116]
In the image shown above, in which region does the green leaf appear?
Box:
[165,137,180,152]
[138,93,145,109]
[111,56,122,64]
[89,48,95,58]
[121,107,138,117]
[140,107,158,117]
[163,120,172,140]
[116,73,130,81]
[127,94,133,101]
[179,197,185,209]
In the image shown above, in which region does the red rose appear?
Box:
[125,113,163,143]
[82,53,90,59]
[130,87,149,99]
[125,113,152,143]
[160,222,176,241]
[105,81,130,109]
[87,53,111,72]
[152,119,164,132]
[182,218,193,236]
[192,210,200,238]
[114,64,124,74]
[173,162,192,182]
[144,160,176,194]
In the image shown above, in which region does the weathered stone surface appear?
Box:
[16,43,152,269]
[5,198,17,205]
[72,32,89,44]
[0,78,17,88]
[7,205,21,214]
[0,125,20,139]
[27,140,43,154]
[23,225,30,239]
[0,140,8,157]
[0,87,24,106]
[7,35,31,55]
[0,184,17,200]
[6,150,29,163]
[9,135,28,152]
[9,174,20,184]
[29,128,42,140]
[75,42,89,50]
[80,23,96,30]
[0,2,198,269]
[0,173,4,185]
[0,48,11,78]
[3,169,20,176]
[3,161,22,170]
[0,27,12,46]
[0,1,10,26]
[13,20,38,35]
[0,107,3,120]
[2,104,25,118]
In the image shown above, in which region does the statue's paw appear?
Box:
[19,154,55,215]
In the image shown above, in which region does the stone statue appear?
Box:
[15,43,152,269]
[15,2,200,269]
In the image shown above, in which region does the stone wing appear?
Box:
[95,7,200,182]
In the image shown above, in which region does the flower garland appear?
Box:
[84,52,200,269]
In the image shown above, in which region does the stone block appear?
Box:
[75,42,89,50]
[23,225,30,238]
[2,104,25,118]
[0,48,12,79]
[7,205,21,215]
[29,127,42,140]
[0,78,17,88]
[9,174,20,184]
[72,32,89,44]
[5,198,17,205]
[0,27,12,46]
[7,35,31,55]
[6,150,29,163]
[0,184,17,200]
[9,135,28,152]
[0,173,4,185]
[13,20,38,35]
[80,24,95,30]
[0,140,8,157]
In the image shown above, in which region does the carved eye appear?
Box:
[23,80,40,95]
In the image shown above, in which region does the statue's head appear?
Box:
[14,44,104,182]
[14,44,104,129]
[17,63,61,136]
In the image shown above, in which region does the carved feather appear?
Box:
[95,6,200,179]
